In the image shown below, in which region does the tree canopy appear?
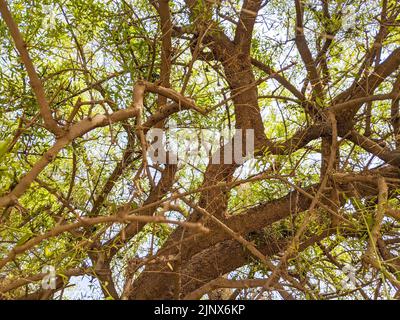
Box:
[0,0,400,300]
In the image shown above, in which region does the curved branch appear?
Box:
[0,0,64,136]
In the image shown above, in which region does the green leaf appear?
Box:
[44,246,53,257]
[16,233,33,246]
[0,138,11,161]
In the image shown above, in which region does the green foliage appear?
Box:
[0,0,399,300]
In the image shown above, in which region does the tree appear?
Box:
[0,0,400,300]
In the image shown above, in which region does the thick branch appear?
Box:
[0,0,63,136]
